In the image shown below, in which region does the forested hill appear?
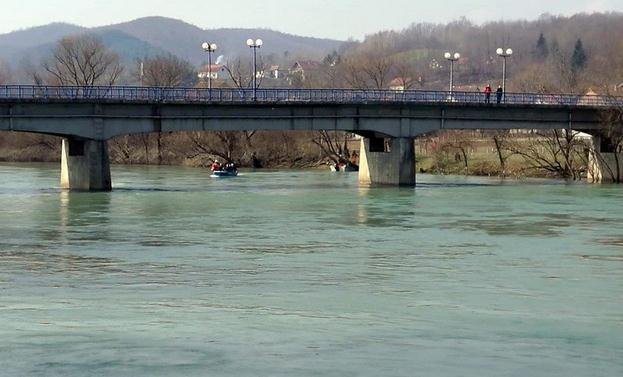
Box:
[328,12,623,94]
[0,16,343,68]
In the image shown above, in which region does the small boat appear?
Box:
[211,169,238,178]
[330,163,359,172]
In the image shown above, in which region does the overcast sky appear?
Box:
[3,0,622,40]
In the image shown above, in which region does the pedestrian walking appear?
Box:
[484,84,492,104]
[496,86,503,104]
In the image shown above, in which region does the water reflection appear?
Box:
[32,191,112,244]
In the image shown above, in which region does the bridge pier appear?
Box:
[588,135,623,183]
[358,137,415,186]
[60,138,112,191]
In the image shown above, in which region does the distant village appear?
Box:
[197,59,426,91]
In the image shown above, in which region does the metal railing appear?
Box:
[0,85,621,107]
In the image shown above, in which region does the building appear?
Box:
[289,61,323,82]
[389,77,416,92]
[267,65,287,79]
[198,64,228,80]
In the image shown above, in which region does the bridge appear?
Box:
[0,85,621,191]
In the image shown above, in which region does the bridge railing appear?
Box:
[0,85,622,107]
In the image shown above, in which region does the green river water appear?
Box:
[0,163,622,376]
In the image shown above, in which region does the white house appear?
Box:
[198,64,228,80]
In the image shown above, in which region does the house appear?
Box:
[289,61,323,82]
[267,65,284,79]
[578,89,599,106]
[389,77,415,91]
[198,64,228,80]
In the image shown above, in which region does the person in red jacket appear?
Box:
[484,84,492,103]
[210,160,221,172]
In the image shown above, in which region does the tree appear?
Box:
[489,130,515,176]
[185,131,257,165]
[41,34,123,86]
[571,38,588,73]
[509,129,588,180]
[222,57,264,89]
[312,131,353,165]
[549,39,576,92]
[534,33,549,61]
[134,54,196,164]
[139,54,196,87]
[444,131,474,174]
[0,60,11,84]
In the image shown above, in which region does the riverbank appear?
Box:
[0,130,591,180]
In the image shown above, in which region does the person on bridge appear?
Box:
[496,86,504,104]
[484,85,492,103]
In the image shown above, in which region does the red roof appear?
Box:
[200,64,224,72]
[390,77,413,86]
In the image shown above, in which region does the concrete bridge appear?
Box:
[0,85,621,190]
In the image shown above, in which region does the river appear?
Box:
[1,163,622,377]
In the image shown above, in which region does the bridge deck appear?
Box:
[1,86,622,107]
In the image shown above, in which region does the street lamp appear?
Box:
[496,48,513,102]
[246,38,263,101]
[444,52,461,97]
[202,42,218,91]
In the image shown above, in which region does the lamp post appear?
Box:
[202,42,218,91]
[444,52,461,98]
[246,38,263,101]
[496,48,513,102]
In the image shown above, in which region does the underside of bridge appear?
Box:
[21,131,623,191]
[56,134,417,191]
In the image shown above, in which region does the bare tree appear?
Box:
[0,60,11,84]
[139,54,196,87]
[509,129,588,179]
[312,131,353,165]
[339,54,395,89]
[133,54,196,164]
[222,57,265,89]
[443,131,474,174]
[42,34,123,86]
[184,131,257,165]
[489,130,515,176]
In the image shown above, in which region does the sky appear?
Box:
[2,0,623,40]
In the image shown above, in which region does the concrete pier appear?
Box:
[60,138,112,191]
[588,136,623,183]
[358,137,415,186]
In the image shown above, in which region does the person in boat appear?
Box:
[225,162,238,173]
[211,160,221,172]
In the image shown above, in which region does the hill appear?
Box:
[98,17,342,64]
[0,17,344,71]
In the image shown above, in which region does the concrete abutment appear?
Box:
[358,137,416,186]
[61,138,111,191]
[588,135,623,183]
